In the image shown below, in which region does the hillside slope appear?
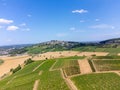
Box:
[8,38,120,55]
[100,38,120,48]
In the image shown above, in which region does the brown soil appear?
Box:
[78,59,92,74]
[33,51,108,60]
[0,55,31,77]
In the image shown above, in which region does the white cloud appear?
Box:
[56,33,67,37]
[71,29,85,33]
[0,18,13,24]
[90,24,115,29]
[20,23,26,26]
[70,27,85,33]
[7,25,19,31]
[95,19,100,21]
[72,9,88,14]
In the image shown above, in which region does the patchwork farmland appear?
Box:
[0,52,120,90]
[0,0,119,89]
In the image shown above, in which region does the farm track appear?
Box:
[32,61,46,72]
[6,76,16,85]
[69,70,120,78]
[78,59,92,74]
[69,56,120,78]
[47,60,78,90]
[114,71,120,76]
[38,71,42,75]
[49,60,59,71]
[33,70,43,90]
[49,60,78,90]
[60,69,78,90]
[33,80,40,90]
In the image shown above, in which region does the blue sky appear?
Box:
[0,0,120,45]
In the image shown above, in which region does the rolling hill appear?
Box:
[2,38,120,55]
[18,38,120,55]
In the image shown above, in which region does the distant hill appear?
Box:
[25,40,82,54]
[0,44,33,55]
[3,38,120,55]
[22,40,99,54]
[100,38,120,48]
[0,44,33,49]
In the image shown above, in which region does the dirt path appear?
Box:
[32,61,46,72]
[33,80,39,90]
[6,76,16,85]
[113,71,120,76]
[78,59,92,74]
[69,70,120,78]
[38,71,42,75]
[49,60,59,71]
[60,69,78,90]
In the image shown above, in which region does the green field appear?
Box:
[93,56,120,59]
[52,56,83,76]
[0,59,70,90]
[26,44,70,54]
[71,73,120,90]
[88,60,96,72]
[0,60,44,90]
[53,56,84,69]
[23,44,120,55]
[93,60,120,71]
[72,46,120,55]
[72,46,120,52]
[62,60,80,76]
[35,60,69,90]
[1,55,120,90]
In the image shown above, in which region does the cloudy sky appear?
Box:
[0,0,120,45]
